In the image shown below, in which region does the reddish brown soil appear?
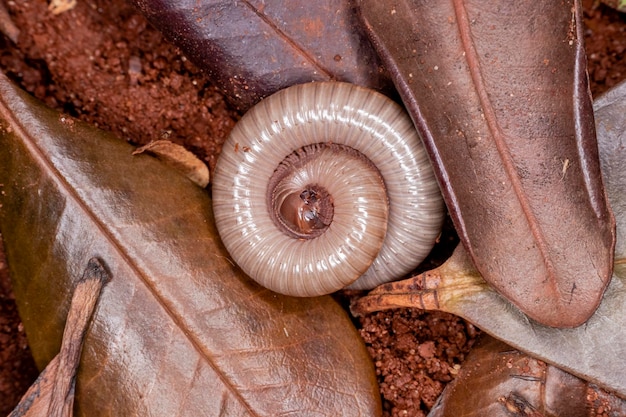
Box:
[0,0,625,416]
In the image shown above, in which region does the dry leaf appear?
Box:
[428,335,626,417]
[357,0,615,327]
[352,80,626,400]
[48,0,77,15]
[0,72,381,416]
[131,0,394,111]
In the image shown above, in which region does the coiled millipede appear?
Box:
[212,82,445,296]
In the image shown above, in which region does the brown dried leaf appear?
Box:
[352,81,626,400]
[130,0,394,111]
[428,335,626,417]
[357,0,615,327]
[0,72,381,416]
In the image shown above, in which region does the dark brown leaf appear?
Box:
[352,80,626,400]
[0,72,381,416]
[428,335,626,417]
[357,0,615,327]
[131,0,394,111]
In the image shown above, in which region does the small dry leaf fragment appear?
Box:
[133,140,210,187]
[10,258,109,417]
[0,1,19,43]
[48,0,77,15]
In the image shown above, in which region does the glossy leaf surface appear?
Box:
[131,0,393,111]
[427,335,626,417]
[0,72,382,416]
[358,0,615,327]
[353,80,626,399]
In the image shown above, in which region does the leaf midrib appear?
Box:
[242,0,335,79]
[452,0,558,292]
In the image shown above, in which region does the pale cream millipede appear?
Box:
[212,82,445,297]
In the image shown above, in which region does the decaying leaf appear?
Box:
[133,140,210,187]
[352,80,626,400]
[357,0,615,328]
[48,0,77,15]
[0,72,382,416]
[130,0,394,111]
[427,335,626,417]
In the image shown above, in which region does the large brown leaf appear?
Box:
[0,72,382,416]
[353,80,626,400]
[131,0,394,111]
[357,0,615,327]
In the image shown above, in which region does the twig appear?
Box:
[9,257,110,417]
